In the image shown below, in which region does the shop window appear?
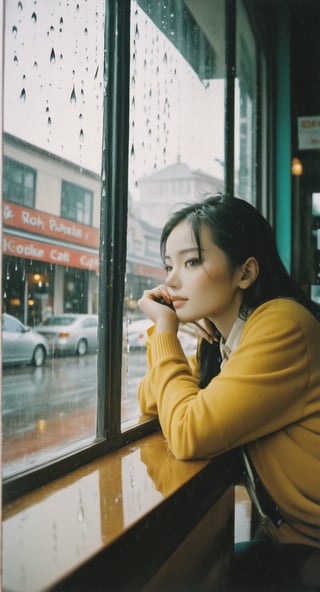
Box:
[61,180,93,226]
[3,156,36,207]
[2,0,103,491]
[1,0,269,500]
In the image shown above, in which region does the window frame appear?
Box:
[2,0,271,503]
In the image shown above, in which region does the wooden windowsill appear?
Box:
[2,432,239,592]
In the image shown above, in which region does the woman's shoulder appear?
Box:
[247,298,319,331]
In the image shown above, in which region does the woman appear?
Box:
[137,194,320,590]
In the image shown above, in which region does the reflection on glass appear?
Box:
[234,0,257,203]
[121,0,226,426]
[2,0,104,478]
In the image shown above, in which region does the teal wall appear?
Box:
[275,2,291,272]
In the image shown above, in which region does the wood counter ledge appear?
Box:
[2,432,238,592]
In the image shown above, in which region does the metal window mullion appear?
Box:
[97,0,131,441]
[224,0,236,198]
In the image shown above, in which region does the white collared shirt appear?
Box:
[219,317,247,368]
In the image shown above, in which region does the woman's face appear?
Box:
[164,220,245,336]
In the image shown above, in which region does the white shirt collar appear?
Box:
[219,317,247,367]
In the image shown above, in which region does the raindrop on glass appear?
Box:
[12,25,18,37]
[19,88,26,102]
[50,48,56,64]
[94,66,99,79]
[31,12,37,23]
[79,129,84,142]
[70,85,77,104]
[14,54,18,65]
[18,1,23,10]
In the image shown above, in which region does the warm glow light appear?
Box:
[33,273,41,281]
[37,419,46,432]
[10,298,21,306]
[291,157,303,176]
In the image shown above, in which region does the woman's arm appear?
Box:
[147,303,313,460]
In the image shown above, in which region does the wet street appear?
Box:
[2,350,147,475]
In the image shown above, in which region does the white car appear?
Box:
[35,313,98,356]
[126,318,197,357]
[2,313,49,367]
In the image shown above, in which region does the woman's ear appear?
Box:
[238,257,259,289]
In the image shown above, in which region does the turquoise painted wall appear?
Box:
[275,2,291,272]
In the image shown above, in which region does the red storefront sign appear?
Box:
[3,201,99,248]
[3,234,99,271]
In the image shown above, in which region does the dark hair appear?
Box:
[160,193,316,386]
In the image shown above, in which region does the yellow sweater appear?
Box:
[138,298,320,547]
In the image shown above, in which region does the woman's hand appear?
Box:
[138,284,179,334]
[190,318,217,344]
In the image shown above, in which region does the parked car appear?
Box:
[35,313,98,356]
[2,313,49,367]
[126,318,197,357]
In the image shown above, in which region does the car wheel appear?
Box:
[32,345,46,367]
[76,338,88,356]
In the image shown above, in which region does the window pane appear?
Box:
[121,0,226,426]
[234,0,257,203]
[2,0,104,479]
[4,157,36,207]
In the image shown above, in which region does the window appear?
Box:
[2,0,269,501]
[2,0,104,492]
[122,0,226,424]
[234,0,258,204]
[3,156,36,207]
[61,180,93,226]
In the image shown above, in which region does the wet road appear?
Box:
[2,350,147,437]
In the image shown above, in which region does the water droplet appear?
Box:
[48,117,52,127]
[12,25,18,37]
[94,66,99,79]
[79,129,84,142]
[130,144,135,159]
[33,60,37,68]
[14,54,18,65]
[18,1,23,10]
[19,88,26,102]
[50,48,56,64]
[59,16,63,25]
[70,85,77,104]
[84,27,88,35]
[31,12,37,23]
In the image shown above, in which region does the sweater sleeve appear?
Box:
[147,302,313,460]
[138,325,199,416]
